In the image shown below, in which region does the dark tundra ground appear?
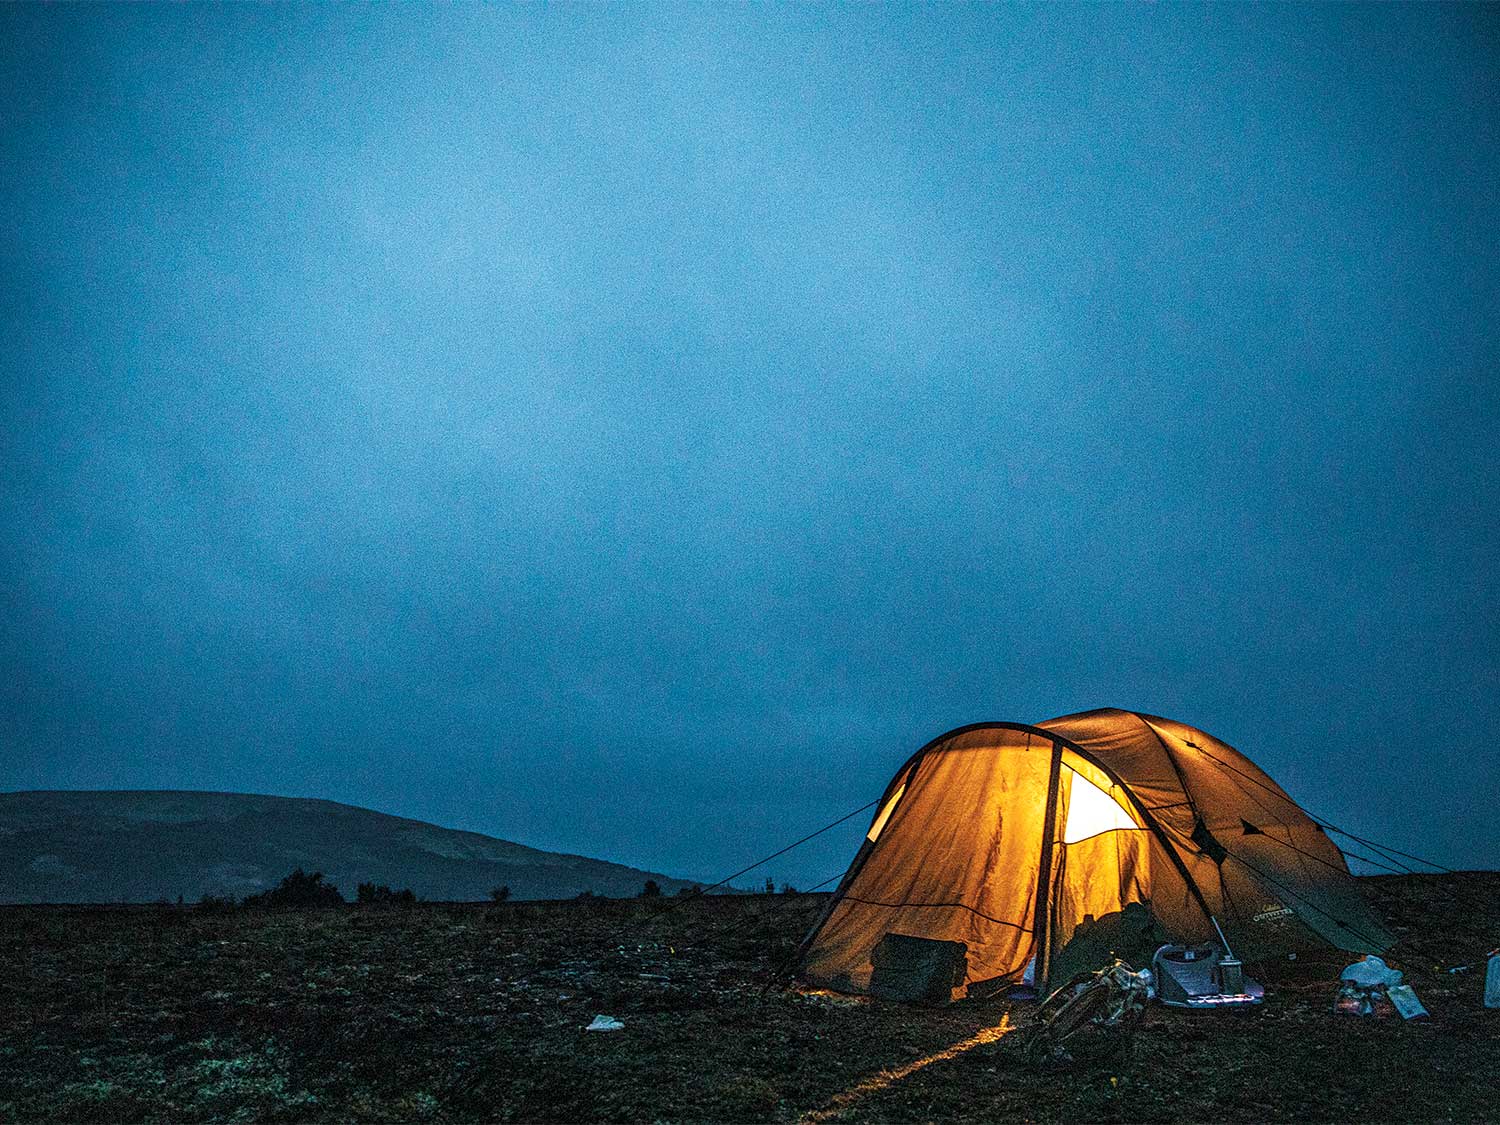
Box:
[1,873,1496,1123]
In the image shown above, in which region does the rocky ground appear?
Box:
[1,873,1496,1122]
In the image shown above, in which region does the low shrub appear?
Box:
[356,883,417,905]
[242,869,345,909]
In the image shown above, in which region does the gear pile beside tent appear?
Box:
[798,708,1394,1000]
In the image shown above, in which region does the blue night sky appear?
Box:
[2,4,1496,887]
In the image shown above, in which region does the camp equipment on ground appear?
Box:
[1341,955,1403,988]
[1152,943,1264,1008]
[798,709,1393,1001]
[1333,958,1428,1019]
[1487,952,1500,1009]
[1025,958,1152,1063]
[1387,984,1429,1019]
[1044,903,1168,995]
[1335,956,1405,1016]
[1209,915,1246,994]
[1334,980,1395,1017]
[868,933,967,1003]
[1216,956,1245,995]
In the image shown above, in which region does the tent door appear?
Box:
[1045,765,1151,984]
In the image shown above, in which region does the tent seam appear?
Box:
[833,894,1033,934]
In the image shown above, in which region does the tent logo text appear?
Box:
[1253,905,1295,923]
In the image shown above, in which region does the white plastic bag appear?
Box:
[1340,955,1403,988]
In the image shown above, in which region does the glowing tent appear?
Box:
[799,708,1393,998]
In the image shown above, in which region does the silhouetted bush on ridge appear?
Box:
[356,882,417,905]
[242,868,345,908]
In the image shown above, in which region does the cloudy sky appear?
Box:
[3,4,1496,886]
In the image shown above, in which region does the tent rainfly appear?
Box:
[798,708,1394,999]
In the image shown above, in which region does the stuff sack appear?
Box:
[869,933,968,1003]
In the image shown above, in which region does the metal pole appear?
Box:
[1210,914,1235,960]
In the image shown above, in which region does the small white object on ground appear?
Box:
[585,1015,625,1032]
[1387,984,1428,1020]
[1340,955,1403,988]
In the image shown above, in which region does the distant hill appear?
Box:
[0,790,699,904]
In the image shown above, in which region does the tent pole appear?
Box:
[1032,740,1064,989]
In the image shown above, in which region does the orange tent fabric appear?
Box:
[799,709,1392,998]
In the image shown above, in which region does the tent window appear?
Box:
[1063,770,1138,844]
[866,783,907,842]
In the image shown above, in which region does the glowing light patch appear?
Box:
[801,1014,1016,1123]
[866,783,907,842]
[1063,770,1138,843]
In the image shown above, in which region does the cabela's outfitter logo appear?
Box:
[1253,904,1295,923]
